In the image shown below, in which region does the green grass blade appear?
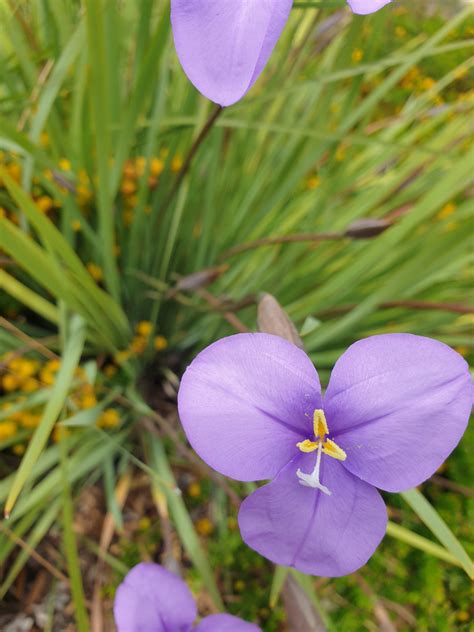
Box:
[386,520,464,569]
[0,269,59,324]
[4,314,86,517]
[60,440,89,631]
[401,488,474,579]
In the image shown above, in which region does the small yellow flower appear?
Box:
[87,262,103,282]
[154,336,167,351]
[234,580,245,592]
[82,394,98,409]
[436,202,456,221]
[9,358,38,379]
[136,321,153,337]
[188,482,201,498]
[21,377,40,393]
[306,175,320,190]
[123,161,136,180]
[58,158,71,171]
[150,158,164,177]
[2,374,19,392]
[39,368,55,386]
[420,77,435,91]
[0,421,17,440]
[35,195,54,213]
[195,517,213,536]
[97,408,120,428]
[21,413,41,429]
[12,443,26,456]
[46,359,61,372]
[351,49,363,63]
[71,219,82,232]
[7,163,22,182]
[130,335,148,354]
[395,26,407,38]
[121,179,137,196]
[171,156,183,172]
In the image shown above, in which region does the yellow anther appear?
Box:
[296,439,320,453]
[313,409,329,440]
[297,409,347,462]
[322,438,347,461]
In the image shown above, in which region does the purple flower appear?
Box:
[171,1,393,106]
[178,333,472,576]
[114,562,261,632]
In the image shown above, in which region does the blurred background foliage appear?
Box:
[0,0,472,630]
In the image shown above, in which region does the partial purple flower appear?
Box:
[114,562,261,632]
[171,1,393,106]
[348,0,392,14]
[178,333,472,577]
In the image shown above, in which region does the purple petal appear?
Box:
[324,334,472,492]
[178,333,322,481]
[238,454,387,577]
[171,0,293,106]
[195,614,261,632]
[114,563,196,632]
[347,0,392,14]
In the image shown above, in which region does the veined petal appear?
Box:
[325,334,472,492]
[238,454,387,577]
[347,0,392,14]
[171,0,293,106]
[113,563,196,632]
[195,613,261,632]
[178,333,322,481]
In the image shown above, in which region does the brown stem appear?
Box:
[221,231,345,259]
[195,287,250,333]
[159,105,222,220]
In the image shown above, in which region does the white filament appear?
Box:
[296,442,331,495]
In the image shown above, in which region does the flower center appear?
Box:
[295,409,346,495]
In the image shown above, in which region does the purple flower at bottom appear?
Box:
[178,333,472,577]
[171,1,393,106]
[114,563,261,632]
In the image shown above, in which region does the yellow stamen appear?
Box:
[297,409,346,462]
[296,439,319,453]
[322,438,347,461]
[313,409,329,440]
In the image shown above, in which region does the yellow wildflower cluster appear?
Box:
[114,321,167,365]
[119,152,183,226]
[0,153,73,223]
[0,352,123,454]
[399,67,444,104]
